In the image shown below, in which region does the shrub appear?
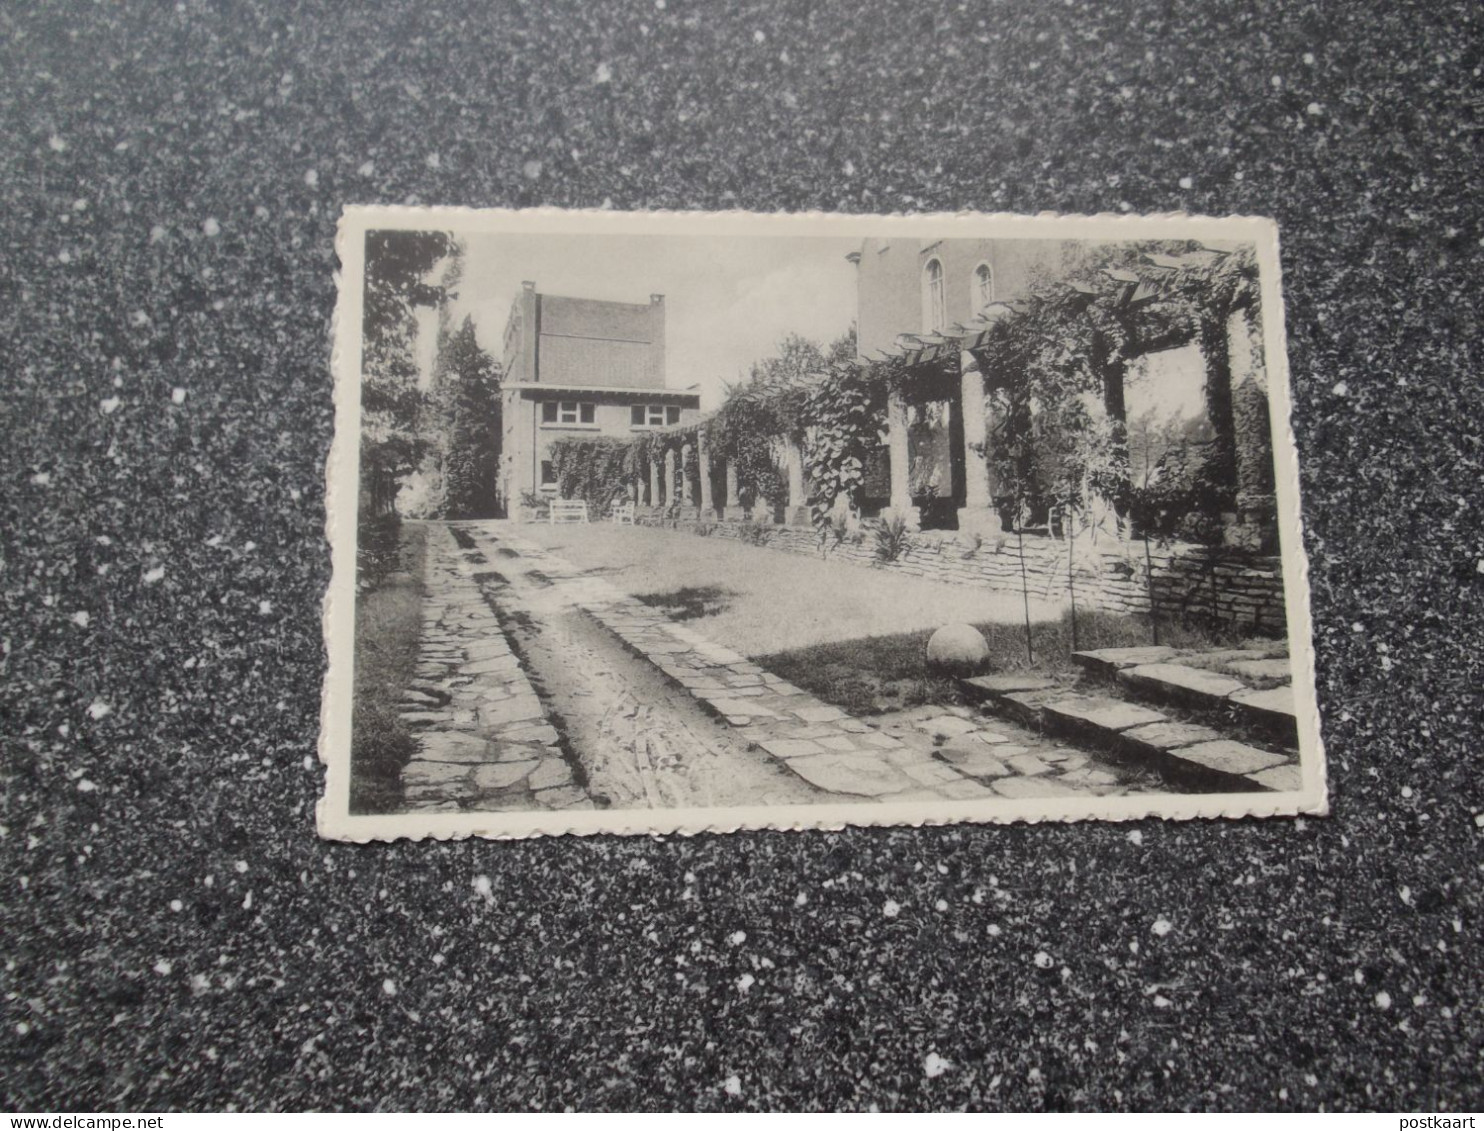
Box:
[874,516,912,564]
[737,520,773,547]
[349,699,417,814]
[694,521,716,537]
[356,512,403,588]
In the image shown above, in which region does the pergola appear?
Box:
[597,245,1263,540]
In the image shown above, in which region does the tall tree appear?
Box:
[434,314,502,518]
[358,230,454,516]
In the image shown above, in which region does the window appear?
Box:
[540,460,557,487]
[922,257,945,333]
[972,262,994,313]
[541,401,595,425]
[630,404,683,427]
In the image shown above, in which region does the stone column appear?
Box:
[957,352,996,534]
[784,436,808,526]
[724,460,742,520]
[1228,306,1276,551]
[697,431,714,516]
[663,447,677,507]
[886,391,919,528]
[681,440,697,512]
[648,452,661,509]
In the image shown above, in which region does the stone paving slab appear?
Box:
[1171,739,1289,777]
[1070,646,1178,675]
[1117,720,1224,757]
[1043,695,1167,733]
[1229,685,1300,744]
[961,672,1063,697]
[1248,763,1304,792]
[1118,662,1249,709]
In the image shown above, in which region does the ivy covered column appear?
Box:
[697,430,714,517]
[1228,306,1276,551]
[680,441,695,509]
[957,352,996,534]
[724,461,741,520]
[663,445,677,507]
[784,437,808,526]
[886,391,919,529]
[648,450,661,509]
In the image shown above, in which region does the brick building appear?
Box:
[498,281,702,506]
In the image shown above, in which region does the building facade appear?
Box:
[498,281,702,506]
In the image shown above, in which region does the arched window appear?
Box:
[972,262,994,313]
[922,257,945,333]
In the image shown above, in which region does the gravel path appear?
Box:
[512,520,1065,657]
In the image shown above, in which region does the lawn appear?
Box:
[510,520,1251,717]
[759,607,1248,716]
[349,519,428,813]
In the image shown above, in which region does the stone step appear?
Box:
[1113,662,1298,748]
[959,674,1062,728]
[1117,662,1248,711]
[1228,686,1300,746]
[1069,646,1179,677]
[957,677,1299,795]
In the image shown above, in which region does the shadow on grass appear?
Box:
[350,521,428,814]
[635,585,737,621]
[758,608,1255,717]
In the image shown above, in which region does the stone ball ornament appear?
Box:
[925,623,991,675]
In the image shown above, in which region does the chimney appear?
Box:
[522,280,536,291]
[650,293,664,305]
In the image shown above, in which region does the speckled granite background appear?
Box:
[3,0,1481,1112]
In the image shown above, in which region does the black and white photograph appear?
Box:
[13,0,1484,1112]
[320,208,1323,840]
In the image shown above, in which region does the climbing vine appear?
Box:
[800,362,888,529]
[548,436,634,515]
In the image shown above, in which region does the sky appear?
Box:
[438,232,860,411]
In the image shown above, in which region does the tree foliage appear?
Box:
[358,230,455,515]
[802,360,886,528]
[432,313,502,519]
[974,241,1260,545]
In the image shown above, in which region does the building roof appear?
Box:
[504,382,699,400]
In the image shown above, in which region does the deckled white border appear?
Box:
[318,206,1328,842]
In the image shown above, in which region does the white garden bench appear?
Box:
[609,502,635,525]
[548,499,590,525]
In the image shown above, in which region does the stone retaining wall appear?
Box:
[634,512,1287,634]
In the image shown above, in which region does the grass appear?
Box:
[349,520,428,814]
[760,608,1249,717]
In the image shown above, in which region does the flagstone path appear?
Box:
[392,525,592,813]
